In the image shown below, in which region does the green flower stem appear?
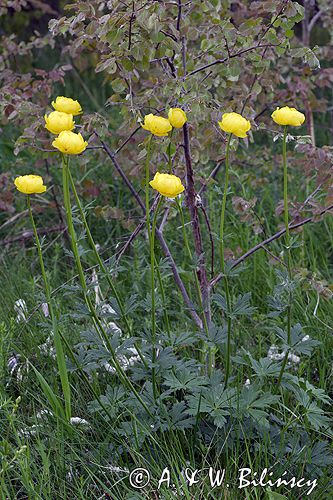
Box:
[219,134,233,389]
[175,197,212,374]
[275,126,292,392]
[61,155,152,416]
[67,169,148,370]
[145,135,153,240]
[168,129,174,173]
[144,134,160,399]
[155,257,171,338]
[27,195,71,421]
[150,196,163,401]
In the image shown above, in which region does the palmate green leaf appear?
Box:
[158,402,195,431]
[212,292,255,318]
[310,441,333,467]
[186,387,237,428]
[232,349,281,379]
[304,402,331,431]
[250,357,281,379]
[231,292,256,318]
[275,323,321,354]
[163,369,207,392]
[160,331,198,347]
[239,385,279,429]
[198,323,228,347]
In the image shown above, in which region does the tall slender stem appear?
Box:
[61,155,152,416]
[219,134,233,388]
[67,170,148,370]
[145,135,159,400]
[168,129,174,173]
[150,196,163,400]
[27,195,71,421]
[175,198,211,373]
[275,127,292,392]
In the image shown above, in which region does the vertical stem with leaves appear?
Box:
[27,195,71,421]
[144,135,159,399]
[219,134,233,388]
[61,154,152,416]
[275,126,292,391]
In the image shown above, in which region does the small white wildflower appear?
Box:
[41,303,49,318]
[38,336,56,359]
[267,345,284,361]
[70,417,90,427]
[14,299,27,323]
[18,425,39,438]
[36,409,53,419]
[8,355,19,375]
[268,345,300,364]
[302,335,310,342]
[101,303,117,316]
[107,465,129,474]
[287,353,300,364]
[106,321,122,335]
[103,347,141,374]
[244,378,251,386]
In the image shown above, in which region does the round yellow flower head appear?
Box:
[271,106,305,127]
[52,130,88,155]
[141,114,172,137]
[51,96,82,116]
[14,175,47,195]
[44,111,75,135]
[149,172,185,198]
[168,108,187,128]
[218,112,251,138]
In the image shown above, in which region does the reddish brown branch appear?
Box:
[210,203,333,288]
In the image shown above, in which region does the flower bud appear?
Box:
[218,112,251,138]
[44,111,75,135]
[52,131,88,155]
[149,172,185,198]
[14,175,47,194]
[168,108,187,128]
[141,114,172,137]
[271,106,305,127]
[51,96,82,116]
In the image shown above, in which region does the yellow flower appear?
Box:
[51,96,82,116]
[271,106,305,127]
[168,108,187,128]
[44,111,75,135]
[52,131,88,155]
[141,114,172,137]
[218,112,251,138]
[149,172,185,198]
[14,175,47,194]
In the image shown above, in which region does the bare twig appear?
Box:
[187,43,279,77]
[210,203,333,288]
[0,225,66,247]
[200,204,214,279]
[183,122,211,325]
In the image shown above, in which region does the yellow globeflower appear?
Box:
[149,172,185,198]
[271,106,305,127]
[168,108,187,128]
[14,175,47,194]
[218,112,251,138]
[44,111,75,135]
[141,114,172,137]
[51,96,82,116]
[52,131,88,155]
